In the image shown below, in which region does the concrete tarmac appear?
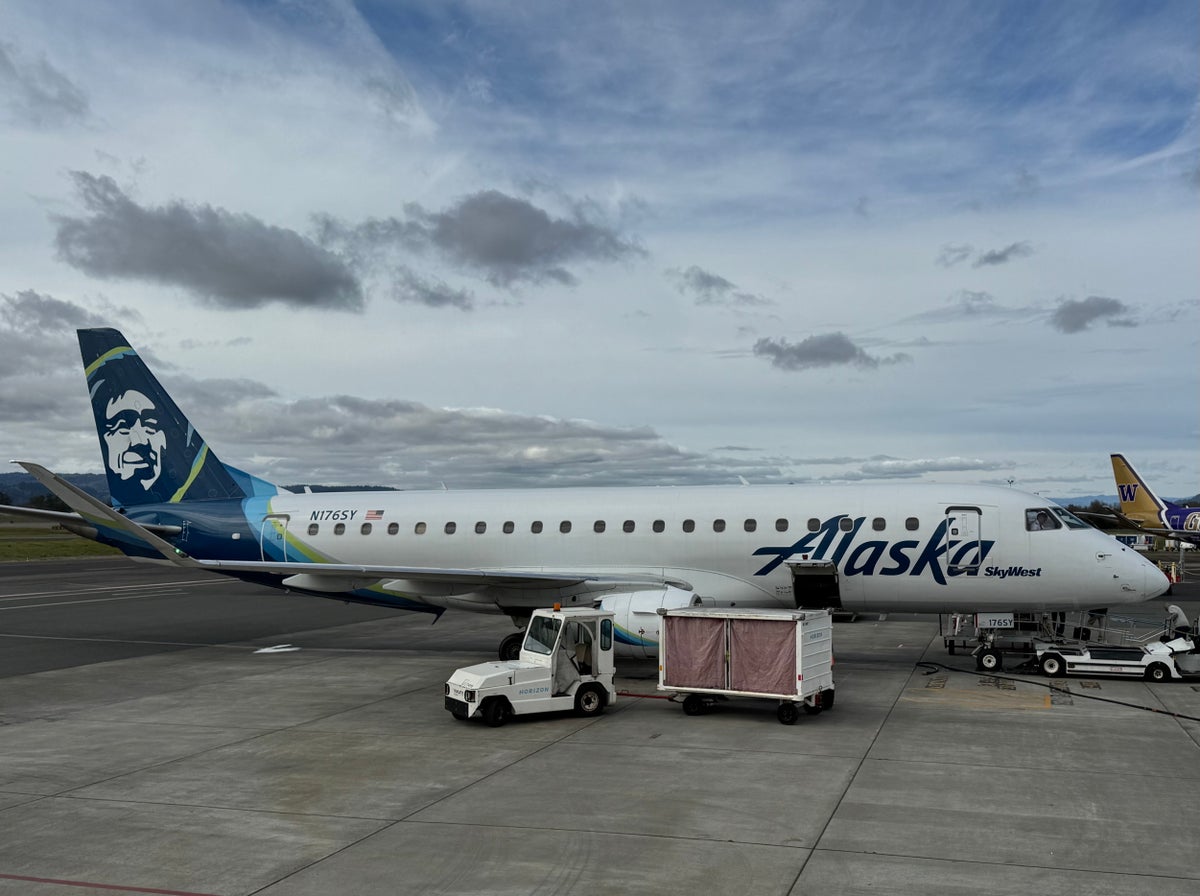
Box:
[1,558,1198,895]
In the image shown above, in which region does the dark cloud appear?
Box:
[972,241,1033,268]
[936,244,973,268]
[753,333,911,371]
[1050,296,1134,333]
[0,42,88,126]
[53,172,364,311]
[667,265,772,307]
[391,266,475,310]
[317,190,645,290]
[936,242,1033,268]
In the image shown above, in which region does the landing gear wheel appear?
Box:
[498,632,523,661]
[777,703,800,725]
[977,648,1003,672]
[1040,653,1066,678]
[574,684,605,716]
[682,694,706,716]
[1144,662,1171,683]
[480,697,511,727]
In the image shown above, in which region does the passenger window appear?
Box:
[308,523,319,536]
[682,519,695,533]
[623,520,635,533]
[531,521,543,534]
[594,520,606,533]
[560,521,572,534]
[415,522,427,535]
[387,522,399,535]
[652,520,665,533]
[1026,509,1060,531]
[334,523,345,535]
[872,517,885,531]
[808,518,820,532]
[744,519,757,533]
[905,517,919,531]
[776,518,788,532]
[475,522,486,534]
[839,518,854,532]
[713,519,726,533]
[361,523,372,535]
[444,522,456,535]
[503,521,515,534]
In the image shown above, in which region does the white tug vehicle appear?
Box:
[1036,604,1199,681]
[445,606,616,726]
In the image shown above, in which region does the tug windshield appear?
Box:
[523,615,562,656]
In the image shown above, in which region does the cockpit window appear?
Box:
[1050,507,1090,530]
[1025,509,1061,531]
[523,615,561,656]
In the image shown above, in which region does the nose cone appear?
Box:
[1145,561,1171,600]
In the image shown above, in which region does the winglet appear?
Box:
[13,461,198,566]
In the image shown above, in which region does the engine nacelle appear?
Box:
[598,586,701,658]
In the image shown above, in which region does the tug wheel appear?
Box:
[1040,654,1066,678]
[480,697,512,727]
[1144,662,1171,683]
[574,684,605,716]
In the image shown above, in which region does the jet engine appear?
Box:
[598,585,702,658]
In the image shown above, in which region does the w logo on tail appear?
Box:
[1118,484,1139,503]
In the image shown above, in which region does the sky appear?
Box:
[0,0,1197,499]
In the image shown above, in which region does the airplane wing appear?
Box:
[14,461,692,593]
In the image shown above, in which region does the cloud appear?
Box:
[936,242,1033,268]
[936,244,974,268]
[53,172,364,311]
[0,41,89,127]
[667,265,772,307]
[390,266,475,310]
[972,241,1034,268]
[753,333,912,371]
[318,190,645,291]
[1049,295,1135,333]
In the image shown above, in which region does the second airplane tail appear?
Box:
[1110,452,1170,527]
[79,328,279,508]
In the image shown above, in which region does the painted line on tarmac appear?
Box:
[0,630,256,649]
[0,871,222,895]
[0,579,214,602]
[0,593,198,612]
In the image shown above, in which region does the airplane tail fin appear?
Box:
[78,328,279,508]
[1110,453,1171,526]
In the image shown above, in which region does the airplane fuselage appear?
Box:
[120,481,1167,616]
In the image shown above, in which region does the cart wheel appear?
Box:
[682,694,706,716]
[777,703,800,725]
[802,701,822,716]
[480,697,511,727]
[977,648,1002,672]
[1040,653,1066,678]
[1144,662,1171,683]
[574,684,605,716]
[820,689,835,711]
[498,632,523,661]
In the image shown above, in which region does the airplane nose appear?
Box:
[1146,562,1171,600]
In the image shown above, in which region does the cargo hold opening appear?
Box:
[787,560,841,610]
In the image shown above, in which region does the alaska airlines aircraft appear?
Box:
[4,329,1170,659]
[1109,453,1200,547]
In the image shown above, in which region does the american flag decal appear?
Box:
[366,510,384,521]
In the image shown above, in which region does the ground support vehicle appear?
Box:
[656,606,835,725]
[943,611,1128,672]
[1037,634,1199,681]
[445,607,616,726]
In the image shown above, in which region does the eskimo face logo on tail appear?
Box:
[1118,484,1139,503]
[101,388,165,492]
[752,515,995,586]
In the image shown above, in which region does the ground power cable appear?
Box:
[915,661,1200,723]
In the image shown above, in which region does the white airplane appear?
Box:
[5,328,1170,660]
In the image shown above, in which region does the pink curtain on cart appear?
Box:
[729,619,796,695]
[662,616,726,689]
